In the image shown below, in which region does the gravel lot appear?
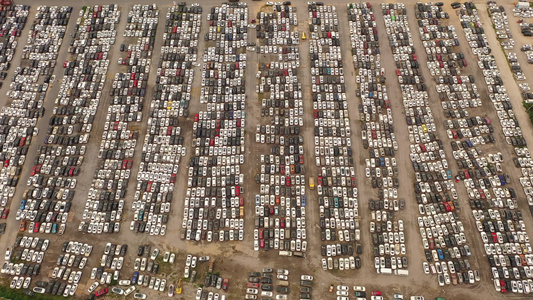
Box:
[1,1,533,300]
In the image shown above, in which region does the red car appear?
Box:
[280,218,286,228]
[95,288,108,297]
[170,174,177,183]
[222,279,229,291]
[1,209,9,219]
[285,177,291,186]
[452,131,458,139]
[63,61,68,68]
[33,222,41,233]
[247,282,258,288]
[491,232,498,243]
[194,114,199,121]
[372,291,382,296]
[500,280,507,293]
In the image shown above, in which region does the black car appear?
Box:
[120,244,128,256]
[248,277,260,283]
[261,284,273,291]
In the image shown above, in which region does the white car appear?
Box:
[88,282,99,293]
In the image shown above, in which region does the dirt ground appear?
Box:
[2,1,533,300]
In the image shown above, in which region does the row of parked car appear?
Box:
[182,3,248,242]
[253,4,308,254]
[0,6,69,240]
[245,268,294,300]
[348,2,406,275]
[49,240,95,297]
[2,235,51,296]
[1,235,47,290]
[414,2,485,286]
[385,2,476,283]
[0,5,28,85]
[21,4,118,240]
[487,3,526,82]
[81,4,156,235]
[129,3,201,237]
[2,7,71,297]
[458,2,533,294]
[308,2,360,270]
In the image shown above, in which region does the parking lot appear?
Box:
[4,1,533,300]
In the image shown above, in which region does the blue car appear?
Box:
[132,271,139,285]
[437,249,444,260]
[20,199,26,210]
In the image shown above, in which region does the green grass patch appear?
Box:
[0,284,68,300]
[523,101,533,124]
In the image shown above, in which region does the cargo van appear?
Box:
[293,251,306,258]
[279,250,293,257]
[394,269,409,276]
[309,177,315,189]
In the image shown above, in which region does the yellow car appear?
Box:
[176,279,182,294]
[421,124,428,133]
